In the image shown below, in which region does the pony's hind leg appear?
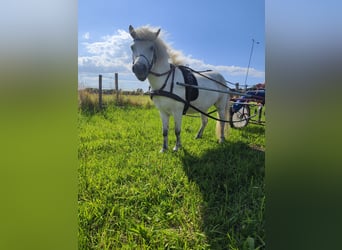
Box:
[196,114,208,139]
[218,120,225,143]
[216,107,227,143]
[214,95,230,143]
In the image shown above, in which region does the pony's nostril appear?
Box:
[132,63,147,74]
[141,64,147,72]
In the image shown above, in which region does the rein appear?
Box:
[149,68,172,77]
[148,65,249,124]
[150,64,175,90]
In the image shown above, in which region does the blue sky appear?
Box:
[78,0,265,91]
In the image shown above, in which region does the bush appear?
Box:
[78,89,100,113]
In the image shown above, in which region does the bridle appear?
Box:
[132,39,172,77]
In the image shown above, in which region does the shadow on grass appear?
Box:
[242,124,265,134]
[181,141,265,249]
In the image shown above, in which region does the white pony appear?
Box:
[129,25,230,152]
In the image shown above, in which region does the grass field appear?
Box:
[78,99,265,249]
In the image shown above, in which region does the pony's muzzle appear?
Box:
[132,58,149,81]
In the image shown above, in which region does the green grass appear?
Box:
[78,105,265,249]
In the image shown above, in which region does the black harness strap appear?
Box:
[180,65,227,88]
[170,66,176,93]
[158,64,174,91]
[150,65,232,120]
[150,64,191,115]
[150,90,187,105]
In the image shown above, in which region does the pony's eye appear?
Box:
[130,44,135,51]
[149,46,154,51]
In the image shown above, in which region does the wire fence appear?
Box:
[78,71,263,110]
[78,72,149,92]
[78,72,256,92]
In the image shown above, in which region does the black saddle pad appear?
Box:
[178,66,199,102]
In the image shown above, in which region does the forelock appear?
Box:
[133,26,159,41]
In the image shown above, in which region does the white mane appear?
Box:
[133,26,185,66]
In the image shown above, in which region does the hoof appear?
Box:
[173,145,181,152]
[160,148,168,153]
[218,138,225,143]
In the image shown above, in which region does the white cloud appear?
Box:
[82,32,90,40]
[78,29,132,74]
[181,55,264,79]
[78,29,264,88]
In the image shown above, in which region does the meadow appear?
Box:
[78,94,265,249]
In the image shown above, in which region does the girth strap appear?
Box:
[150,89,232,123]
[150,90,190,115]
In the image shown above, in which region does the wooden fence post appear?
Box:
[115,73,119,101]
[99,74,102,109]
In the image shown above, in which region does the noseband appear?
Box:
[133,53,154,73]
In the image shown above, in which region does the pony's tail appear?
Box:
[215,99,230,141]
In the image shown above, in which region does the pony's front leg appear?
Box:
[160,112,170,153]
[173,112,182,151]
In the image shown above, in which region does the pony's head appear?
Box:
[129,25,161,81]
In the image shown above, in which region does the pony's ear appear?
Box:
[155,28,161,39]
[129,25,137,39]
